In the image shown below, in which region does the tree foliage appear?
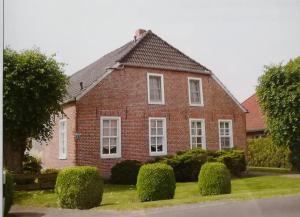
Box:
[4,48,68,171]
[256,57,300,170]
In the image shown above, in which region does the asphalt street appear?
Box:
[10,195,300,217]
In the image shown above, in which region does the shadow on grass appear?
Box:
[9,212,44,217]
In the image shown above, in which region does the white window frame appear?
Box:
[147,73,165,105]
[149,117,167,156]
[59,119,67,160]
[188,77,204,106]
[218,119,234,150]
[189,118,206,150]
[100,116,122,159]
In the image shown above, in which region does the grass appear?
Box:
[247,166,295,174]
[14,175,300,210]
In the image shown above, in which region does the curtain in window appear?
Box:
[150,76,161,102]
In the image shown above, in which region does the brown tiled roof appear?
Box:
[64,30,210,102]
[242,93,266,132]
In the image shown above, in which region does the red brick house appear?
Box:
[38,29,247,176]
[242,93,266,138]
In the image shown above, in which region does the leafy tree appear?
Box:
[256,57,300,170]
[4,48,68,172]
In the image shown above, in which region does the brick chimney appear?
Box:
[134,29,146,41]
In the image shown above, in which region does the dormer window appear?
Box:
[147,73,165,105]
[188,77,203,106]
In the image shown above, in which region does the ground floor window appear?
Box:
[100,116,121,158]
[189,119,206,149]
[149,117,167,156]
[218,119,233,149]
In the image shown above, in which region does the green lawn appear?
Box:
[14,175,300,210]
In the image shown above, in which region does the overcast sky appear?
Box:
[4,0,300,102]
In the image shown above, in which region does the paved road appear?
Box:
[10,195,300,217]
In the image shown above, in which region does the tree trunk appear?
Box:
[3,135,26,173]
[290,145,300,172]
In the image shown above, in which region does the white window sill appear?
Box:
[59,156,67,160]
[189,103,204,107]
[149,152,167,157]
[100,154,121,159]
[149,102,165,105]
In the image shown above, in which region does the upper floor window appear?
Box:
[147,73,165,105]
[218,120,233,150]
[59,119,67,159]
[189,119,206,149]
[100,116,121,158]
[149,117,167,156]
[188,77,203,106]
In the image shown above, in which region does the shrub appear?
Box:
[216,150,246,176]
[247,137,291,168]
[22,154,42,174]
[110,160,142,185]
[55,166,103,209]
[41,168,60,174]
[4,170,14,217]
[156,148,245,180]
[198,162,231,196]
[158,149,208,182]
[137,163,176,202]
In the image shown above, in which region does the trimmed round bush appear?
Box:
[198,162,231,196]
[137,163,176,202]
[4,170,14,217]
[110,160,142,185]
[55,166,103,209]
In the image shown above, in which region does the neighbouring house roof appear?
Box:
[64,29,247,113]
[242,93,266,132]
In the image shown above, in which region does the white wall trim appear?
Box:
[189,118,206,149]
[100,116,122,159]
[58,119,67,160]
[147,72,165,105]
[188,77,204,107]
[211,74,247,113]
[149,117,167,156]
[218,119,234,150]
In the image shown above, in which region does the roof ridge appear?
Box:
[117,30,151,63]
[150,31,211,72]
[69,40,133,79]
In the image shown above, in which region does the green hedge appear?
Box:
[156,149,246,181]
[22,154,42,174]
[137,163,176,202]
[247,137,291,168]
[110,160,142,185]
[158,149,208,182]
[198,162,231,196]
[55,166,103,209]
[4,170,14,217]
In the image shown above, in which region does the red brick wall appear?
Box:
[40,102,77,168]
[75,66,246,176]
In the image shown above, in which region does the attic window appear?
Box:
[147,73,165,105]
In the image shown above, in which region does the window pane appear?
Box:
[220,122,224,128]
[196,137,202,145]
[221,137,230,148]
[192,137,196,146]
[197,128,202,136]
[151,137,156,145]
[190,80,200,103]
[157,137,163,146]
[191,128,196,136]
[150,76,162,102]
[103,146,109,154]
[191,122,196,128]
[157,120,163,127]
[220,129,225,136]
[110,146,117,154]
[103,138,109,146]
[111,120,117,128]
[151,120,156,128]
[225,122,229,128]
[111,128,117,136]
[197,122,202,128]
[151,128,156,136]
[103,120,110,128]
[157,144,163,152]
[151,145,156,152]
[157,127,163,136]
[103,128,109,136]
[110,138,117,146]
